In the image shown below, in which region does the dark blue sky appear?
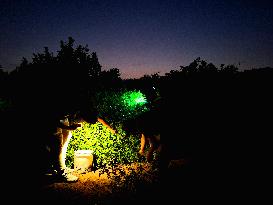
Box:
[1,0,273,79]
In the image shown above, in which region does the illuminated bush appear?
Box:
[66,121,140,170]
[65,89,150,170]
[95,89,149,126]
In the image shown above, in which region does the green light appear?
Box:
[122,90,147,108]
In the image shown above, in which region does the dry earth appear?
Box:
[36,160,190,205]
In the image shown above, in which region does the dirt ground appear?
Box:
[35,160,190,205]
[5,156,248,205]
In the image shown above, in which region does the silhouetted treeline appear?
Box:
[1,39,272,192]
[121,57,273,185]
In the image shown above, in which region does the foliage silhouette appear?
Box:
[1,41,272,192]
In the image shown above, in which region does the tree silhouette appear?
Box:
[89,52,102,79]
[0,65,9,99]
[100,68,122,89]
[3,43,273,190]
[7,37,107,116]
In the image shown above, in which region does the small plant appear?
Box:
[66,121,140,170]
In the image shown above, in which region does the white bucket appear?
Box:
[74,150,94,172]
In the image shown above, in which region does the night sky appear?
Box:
[1,0,273,79]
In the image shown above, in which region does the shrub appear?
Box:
[66,119,140,170]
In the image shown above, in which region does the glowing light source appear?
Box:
[121,90,147,108]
